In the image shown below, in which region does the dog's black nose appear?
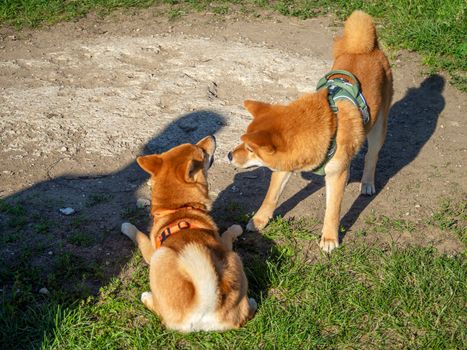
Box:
[227,152,233,161]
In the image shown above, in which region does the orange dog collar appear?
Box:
[153,206,207,249]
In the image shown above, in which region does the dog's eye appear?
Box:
[245,145,253,153]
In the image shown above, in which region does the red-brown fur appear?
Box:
[229,11,393,252]
[122,136,256,331]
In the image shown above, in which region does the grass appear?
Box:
[85,193,113,208]
[0,1,465,90]
[1,214,464,349]
[43,229,465,349]
[0,196,465,348]
[68,232,95,247]
[429,198,466,245]
[0,199,28,229]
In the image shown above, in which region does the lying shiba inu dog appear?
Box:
[121,136,256,331]
[228,11,393,252]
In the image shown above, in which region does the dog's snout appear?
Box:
[227,152,233,162]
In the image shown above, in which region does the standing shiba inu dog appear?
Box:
[121,136,256,331]
[228,11,393,252]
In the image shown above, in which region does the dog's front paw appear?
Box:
[246,216,269,232]
[227,224,243,239]
[121,222,137,241]
[360,182,376,195]
[319,236,340,253]
[141,291,153,307]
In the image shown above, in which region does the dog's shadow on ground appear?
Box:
[224,75,445,243]
[0,110,226,348]
[211,167,278,301]
[341,74,445,234]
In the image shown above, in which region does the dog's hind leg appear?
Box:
[220,225,243,251]
[141,291,156,310]
[121,222,155,264]
[321,161,350,253]
[247,171,291,231]
[361,109,387,195]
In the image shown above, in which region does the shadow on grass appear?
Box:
[0,110,226,349]
[211,167,279,301]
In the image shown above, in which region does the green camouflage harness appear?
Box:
[311,70,369,175]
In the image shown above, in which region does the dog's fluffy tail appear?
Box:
[334,11,377,57]
[178,243,219,316]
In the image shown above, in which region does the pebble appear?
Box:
[136,198,151,208]
[59,207,75,215]
[60,146,67,152]
[39,287,49,295]
[48,251,53,255]
[415,204,421,208]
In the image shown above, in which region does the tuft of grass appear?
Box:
[224,200,252,225]
[429,199,466,244]
[68,232,95,247]
[85,193,113,208]
[0,200,26,216]
[0,200,28,229]
[365,213,417,234]
[34,219,51,234]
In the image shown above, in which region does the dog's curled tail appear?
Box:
[178,243,219,316]
[334,10,377,57]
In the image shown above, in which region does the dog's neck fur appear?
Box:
[149,199,217,245]
[274,90,338,171]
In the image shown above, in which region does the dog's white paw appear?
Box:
[227,224,243,239]
[141,291,152,303]
[246,216,268,232]
[319,237,340,253]
[121,222,137,241]
[360,182,376,195]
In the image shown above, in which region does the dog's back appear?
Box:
[150,240,251,332]
[332,10,393,127]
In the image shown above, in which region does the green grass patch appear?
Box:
[1,202,465,348]
[0,199,28,229]
[68,232,95,247]
[429,198,466,244]
[41,244,465,348]
[0,218,454,349]
[0,1,465,90]
[365,213,417,234]
[85,193,113,208]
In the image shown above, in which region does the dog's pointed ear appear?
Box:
[196,135,216,156]
[241,131,276,154]
[184,156,204,183]
[243,100,271,118]
[136,155,162,175]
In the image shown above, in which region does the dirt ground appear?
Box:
[0,10,465,293]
